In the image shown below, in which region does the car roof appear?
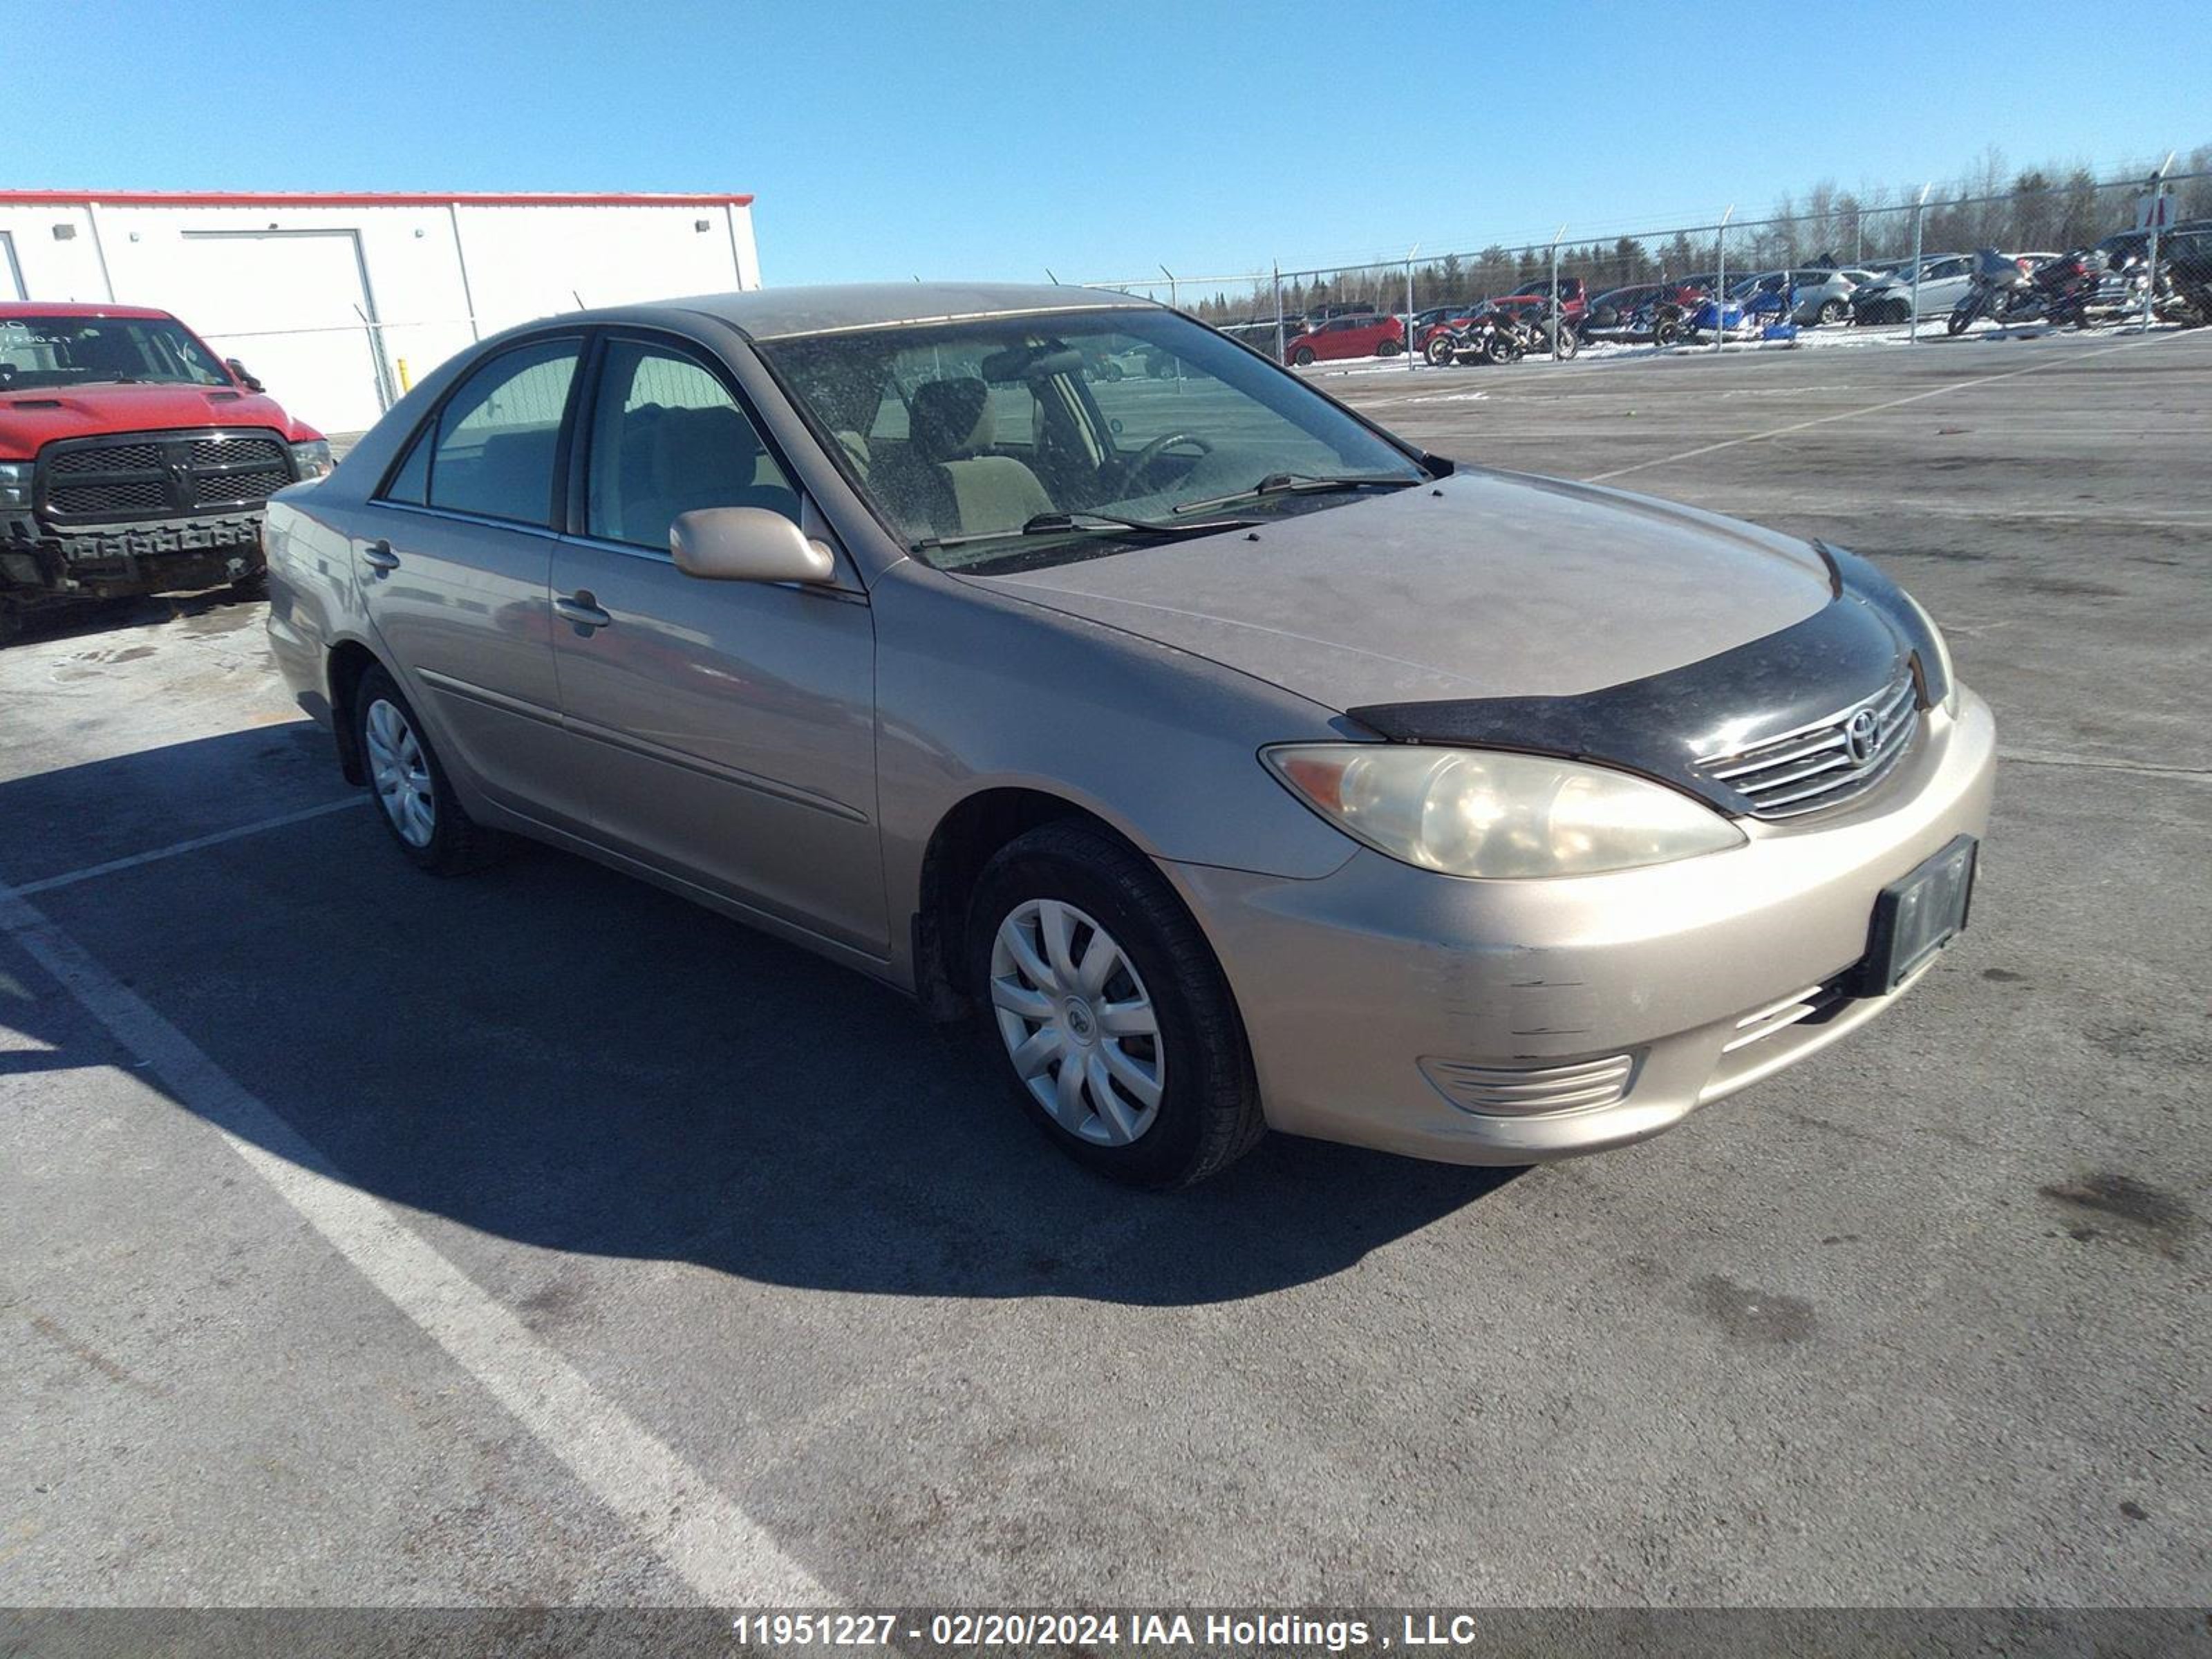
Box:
[605,282,1157,341]
[0,300,176,320]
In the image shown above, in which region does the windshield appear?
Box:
[758,309,1428,572]
[0,315,231,391]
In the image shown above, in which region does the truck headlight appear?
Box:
[1264,744,1745,879]
[0,461,29,508]
[288,440,333,481]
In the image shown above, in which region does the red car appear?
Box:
[1,301,329,641]
[1283,312,1405,365]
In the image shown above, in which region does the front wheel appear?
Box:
[1818,298,1847,325]
[1424,335,1456,366]
[968,821,1264,1189]
[1552,324,1580,359]
[1947,302,1976,336]
[1291,346,1315,366]
[353,666,507,876]
[1651,317,1681,347]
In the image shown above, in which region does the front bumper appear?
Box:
[1166,690,1997,1165]
[1,509,265,603]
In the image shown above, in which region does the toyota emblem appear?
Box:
[1845,708,1880,765]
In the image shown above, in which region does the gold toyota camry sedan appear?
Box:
[265,283,1994,1188]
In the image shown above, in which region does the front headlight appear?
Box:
[288,439,333,481]
[1264,744,1745,879]
[1902,590,1960,715]
[0,460,29,509]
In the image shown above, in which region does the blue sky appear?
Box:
[12,0,2206,286]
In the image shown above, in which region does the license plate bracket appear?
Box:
[1857,834,1978,995]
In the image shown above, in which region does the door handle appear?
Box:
[361,538,400,574]
[554,590,612,632]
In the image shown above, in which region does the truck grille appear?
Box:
[1701,670,1919,821]
[37,430,290,525]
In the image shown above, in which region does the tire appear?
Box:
[1376,338,1401,357]
[1819,298,1847,325]
[353,665,506,876]
[1291,346,1315,366]
[1553,324,1579,360]
[1424,335,1456,366]
[1946,303,1975,337]
[1103,361,1124,382]
[966,820,1264,1189]
[1652,317,1681,348]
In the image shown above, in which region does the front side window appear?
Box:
[759,308,1427,572]
[421,338,580,526]
[584,339,798,550]
[0,315,229,390]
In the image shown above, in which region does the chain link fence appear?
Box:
[1082,153,2212,374]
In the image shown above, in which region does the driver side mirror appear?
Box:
[226,357,265,393]
[671,507,837,585]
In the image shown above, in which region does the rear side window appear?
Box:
[418,338,581,526]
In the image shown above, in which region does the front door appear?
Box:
[549,334,885,955]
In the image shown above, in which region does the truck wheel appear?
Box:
[353,666,506,876]
[967,821,1264,1190]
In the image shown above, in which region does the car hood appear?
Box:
[0,382,309,455]
[964,467,1834,709]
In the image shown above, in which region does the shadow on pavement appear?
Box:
[2,728,1519,1308]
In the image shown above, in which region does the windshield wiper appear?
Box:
[915,508,1259,552]
[1170,472,1424,516]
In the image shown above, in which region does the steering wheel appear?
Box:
[1116,431,1213,491]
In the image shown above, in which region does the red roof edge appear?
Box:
[0,190,754,209]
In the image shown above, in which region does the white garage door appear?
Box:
[171,230,393,434]
[0,234,24,301]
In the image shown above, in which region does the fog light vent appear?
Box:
[1419,1053,1636,1116]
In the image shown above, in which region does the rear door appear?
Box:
[358,333,593,832]
[547,331,885,955]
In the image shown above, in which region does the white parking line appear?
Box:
[1581,331,2177,484]
[10,797,371,897]
[0,876,834,1607]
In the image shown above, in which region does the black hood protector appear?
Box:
[1346,546,1942,816]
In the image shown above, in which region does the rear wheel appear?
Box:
[1424,335,1456,366]
[1553,323,1580,359]
[1652,316,1681,347]
[1291,346,1316,366]
[967,821,1263,1189]
[1376,337,1401,356]
[1818,298,1847,324]
[353,666,506,876]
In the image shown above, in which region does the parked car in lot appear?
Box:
[0,301,330,641]
[1499,275,1588,327]
[267,282,1993,1188]
[1284,312,1405,364]
[1848,254,1978,323]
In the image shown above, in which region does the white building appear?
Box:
[0,190,762,434]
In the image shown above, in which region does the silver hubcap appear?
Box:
[989,899,1164,1147]
[364,697,435,848]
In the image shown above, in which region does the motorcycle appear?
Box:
[1424,299,1579,365]
[1947,249,2041,334]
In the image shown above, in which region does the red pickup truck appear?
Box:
[1,302,329,641]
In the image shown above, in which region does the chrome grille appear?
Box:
[1420,1052,1637,1116]
[1702,671,1919,821]
[35,429,290,524]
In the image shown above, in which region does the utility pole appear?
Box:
[1907,182,1931,344]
